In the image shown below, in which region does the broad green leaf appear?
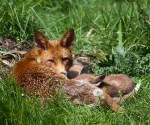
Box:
[117,20,123,47]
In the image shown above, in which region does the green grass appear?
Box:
[0,76,150,125]
[0,0,150,124]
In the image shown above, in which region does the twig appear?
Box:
[1,60,12,67]
[146,20,150,25]
[127,44,147,52]
[0,50,27,56]
[0,50,27,61]
[86,28,95,37]
[10,40,29,49]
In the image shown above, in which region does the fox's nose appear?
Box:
[56,63,67,76]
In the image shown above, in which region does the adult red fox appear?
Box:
[12,29,120,112]
[75,73,140,104]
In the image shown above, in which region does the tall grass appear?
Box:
[1,75,150,125]
[0,0,150,124]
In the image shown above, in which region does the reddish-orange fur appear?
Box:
[12,29,120,111]
[13,29,74,98]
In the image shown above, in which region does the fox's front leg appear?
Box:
[102,92,120,112]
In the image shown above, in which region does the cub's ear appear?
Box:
[34,31,50,50]
[80,67,89,74]
[59,29,74,49]
[92,73,106,84]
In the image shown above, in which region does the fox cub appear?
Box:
[12,29,120,112]
[75,73,140,104]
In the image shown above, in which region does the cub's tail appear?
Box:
[134,83,141,92]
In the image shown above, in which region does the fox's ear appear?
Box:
[59,29,74,48]
[92,73,106,84]
[34,31,49,50]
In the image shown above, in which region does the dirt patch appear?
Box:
[0,38,32,78]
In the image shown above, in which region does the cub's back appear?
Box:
[103,74,135,94]
[74,73,135,96]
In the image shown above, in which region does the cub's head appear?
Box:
[32,29,74,76]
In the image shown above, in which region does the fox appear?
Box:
[74,73,141,104]
[12,29,121,112]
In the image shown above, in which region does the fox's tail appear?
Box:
[112,83,141,104]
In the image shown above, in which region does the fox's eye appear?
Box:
[62,57,69,62]
[48,60,54,63]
